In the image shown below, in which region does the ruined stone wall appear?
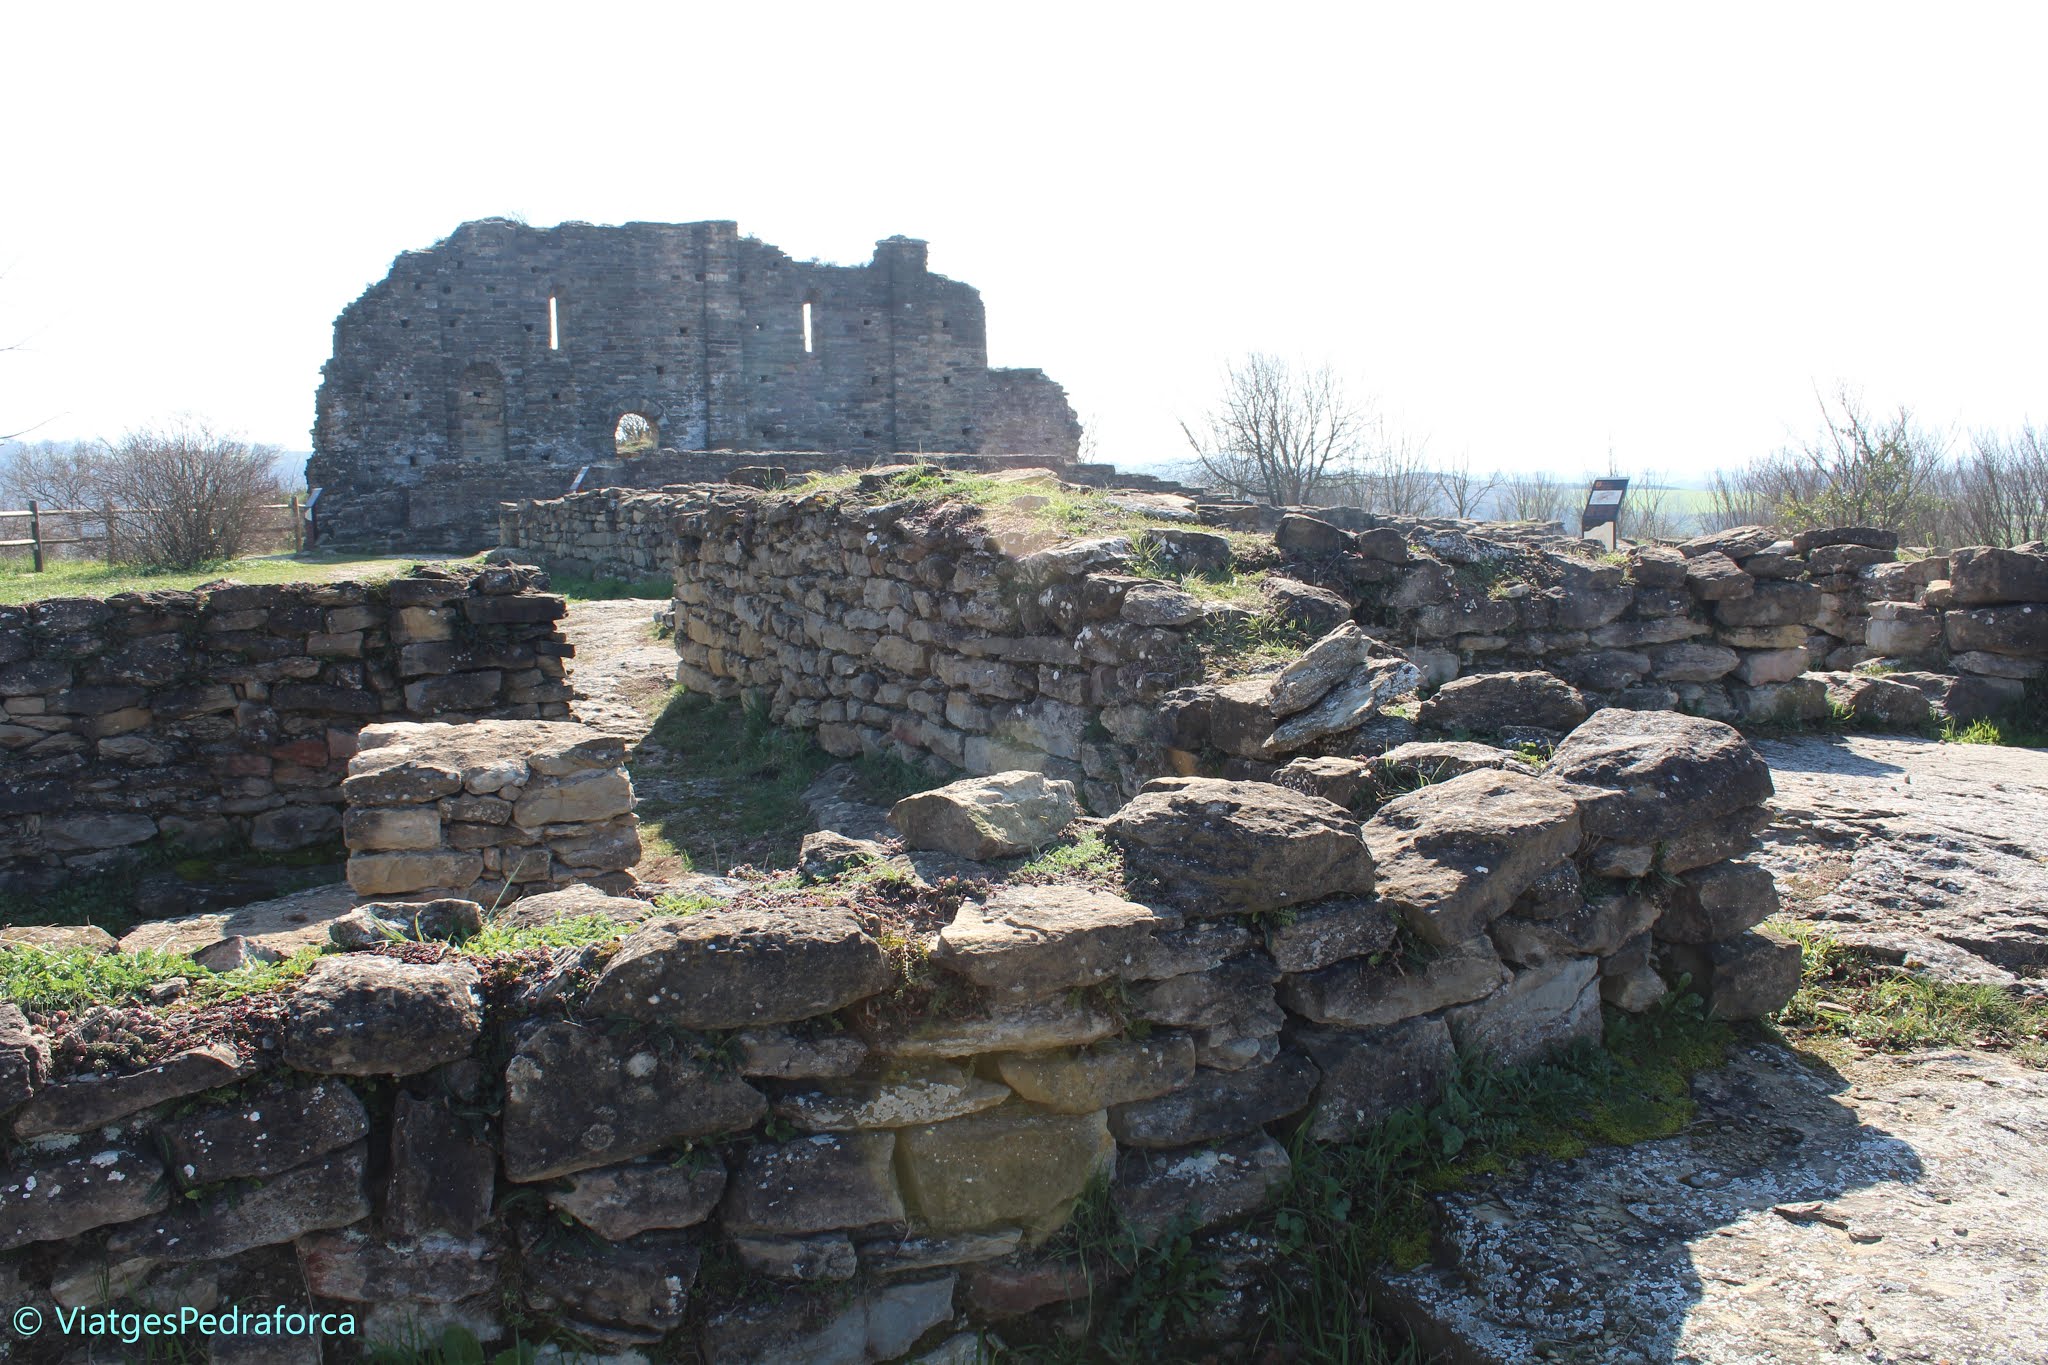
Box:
[0,567,571,892]
[308,220,1082,548]
[0,711,1795,1361]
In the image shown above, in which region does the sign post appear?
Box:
[1580,477,1629,551]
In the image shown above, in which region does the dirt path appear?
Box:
[1754,733,2048,988]
[559,598,677,740]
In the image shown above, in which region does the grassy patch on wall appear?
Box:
[542,570,671,602]
[0,551,488,604]
[1770,920,2048,1067]
[0,943,322,1015]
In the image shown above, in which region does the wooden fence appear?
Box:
[0,499,308,571]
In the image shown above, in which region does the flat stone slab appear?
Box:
[117,883,359,966]
[1376,1044,2048,1365]
[1754,733,2048,983]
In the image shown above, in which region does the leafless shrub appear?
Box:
[1434,453,1504,520]
[1703,387,1948,540]
[97,419,285,568]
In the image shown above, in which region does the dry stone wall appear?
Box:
[0,710,1795,1362]
[0,566,572,893]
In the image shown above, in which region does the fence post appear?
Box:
[103,500,116,566]
[290,496,302,553]
[28,500,42,574]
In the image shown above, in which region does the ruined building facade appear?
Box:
[308,219,1082,548]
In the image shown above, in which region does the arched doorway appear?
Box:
[456,363,506,463]
[614,411,659,457]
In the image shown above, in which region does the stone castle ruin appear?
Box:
[307,220,1084,549]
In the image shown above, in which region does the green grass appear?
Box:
[1771,920,2048,1066]
[1939,714,2048,749]
[0,551,489,603]
[1190,607,1314,678]
[1018,992,1733,1363]
[462,913,635,955]
[634,687,946,871]
[0,943,322,1014]
[1010,831,1125,887]
[543,570,671,602]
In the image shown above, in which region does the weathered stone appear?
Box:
[1509,861,1582,920]
[1601,961,1669,1012]
[721,1131,903,1235]
[1107,777,1374,915]
[1659,928,1802,1019]
[1108,1053,1319,1148]
[1816,671,1933,728]
[1417,670,1589,733]
[700,1273,957,1365]
[1278,934,1509,1027]
[993,1035,1194,1114]
[772,1063,1012,1130]
[1716,623,1811,650]
[341,804,442,851]
[1647,641,1740,682]
[547,1158,729,1240]
[502,1021,768,1181]
[0,1003,50,1115]
[298,1224,499,1303]
[1948,545,2048,605]
[888,770,1079,860]
[1681,550,1754,600]
[1136,526,1232,573]
[1270,754,1376,808]
[1275,513,1352,555]
[1737,677,1830,725]
[346,849,484,897]
[1113,1132,1291,1243]
[490,881,657,929]
[1268,622,1372,716]
[733,1232,858,1282]
[858,995,1120,1059]
[10,1041,252,1139]
[1945,603,2048,656]
[285,956,481,1076]
[933,884,1173,999]
[522,1227,700,1336]
[1732,646,1810,686]
[1267,657,1423,751]
[856,1227,1022,1275]
[1543,708,1772,843]
[332,897,484,949]
[118,883,359,967]
[383,1092,496,1238]
[512,769,634,827]
[1126,919,1254,980]
[1294,1015,1458,1142]
[161,1077,369,1187]
[896,1106,1113,1235]
[106,1143,370,1263]
[735,1028,870,1080]
[1127,951,1277,1028]
[1491,894,1659,965]
[1653,858,1780,943]
[585,904,891,1028]
[1365,768,1583,947]
[1445,957,1601,1066]
[1715,579,1822,628]
[0,1144,167,1251]
[1263,575,1353,632]
[1263,895,1398,973]
[0,924,118,954]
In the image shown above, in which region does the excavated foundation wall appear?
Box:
[0,709,1796,1362]
[0,567,572,891]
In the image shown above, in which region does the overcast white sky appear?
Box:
[3,2,2043,483]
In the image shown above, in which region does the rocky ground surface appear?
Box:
[1387,735,2048,1363]
[1754,733,2048,989]
[558,598,678,740]
[1379,1042,2048,1364]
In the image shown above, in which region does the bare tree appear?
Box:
[1434,453,1504,520]
[1179,354,1364,505]
[0,440,101,509]
[97,419,285,567]
[1502,471,1572,525]
[1617,472,1692,543]
[1705,387,1948,540]
[1952,424,2048,547]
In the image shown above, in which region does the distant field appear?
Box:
[0,551,487,604]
